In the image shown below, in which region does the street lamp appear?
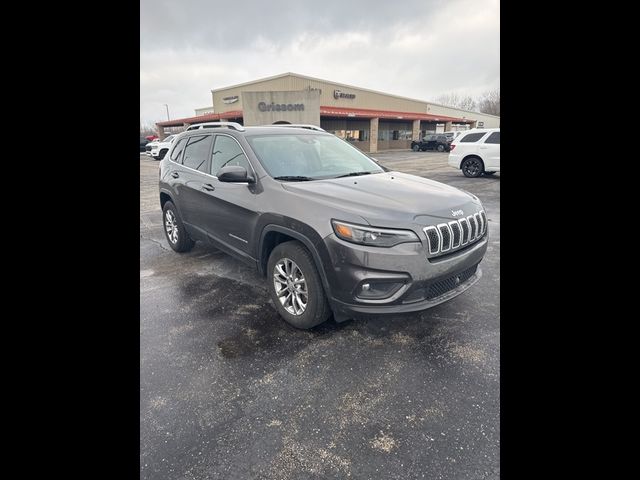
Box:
[163,104,170,121]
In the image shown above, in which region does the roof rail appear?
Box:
[266,124,326,132]
[185,121,245,132]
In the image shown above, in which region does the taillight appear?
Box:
[450,144,456,151]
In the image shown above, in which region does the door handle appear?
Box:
[171,172,179,178]
[202,183,215,191]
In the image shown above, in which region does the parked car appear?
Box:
[146,135,158,142]
[443,131,463,142]
[159,122,488,329]
[140,137,149,152]
[448,128,500,177]
[146,134,176,160]
[411,134,451,152]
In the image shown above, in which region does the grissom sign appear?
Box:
[258,102,304,112]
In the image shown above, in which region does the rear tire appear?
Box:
[437,144,445,152]
[461,157,484,178]
[162,201,195,252]
[267,241,331,329]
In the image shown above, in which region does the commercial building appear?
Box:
[156,72,500,153]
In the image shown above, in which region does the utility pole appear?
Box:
[163,104,170,121]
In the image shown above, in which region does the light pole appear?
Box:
[163,104,170,121]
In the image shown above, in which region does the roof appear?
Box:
[210,72,500,119]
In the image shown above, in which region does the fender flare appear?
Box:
[258,224,333,298]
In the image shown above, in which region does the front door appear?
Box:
[198,133,259,257]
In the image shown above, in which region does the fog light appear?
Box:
[357,281,403,300]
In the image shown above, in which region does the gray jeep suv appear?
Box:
[159,122,488,329]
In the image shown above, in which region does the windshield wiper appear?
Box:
[333,171,376,178]
[273,175,315,181]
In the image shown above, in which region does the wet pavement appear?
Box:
[140,151,500,479]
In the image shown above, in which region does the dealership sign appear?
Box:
[334,90,356,100]
[258,101,304,112]
[223,95,239,104]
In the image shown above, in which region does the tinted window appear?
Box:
[183,135,213,172]
[211,135,251,176]
[484,132,500,144]
[170,138,187,162]
[460,132,486,143]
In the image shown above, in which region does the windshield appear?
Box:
[246,134,384,180]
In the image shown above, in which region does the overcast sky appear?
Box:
[140,0,499,125]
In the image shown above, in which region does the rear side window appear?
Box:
[170,138,187,162]
[484,132,500,144]
[459,132,486,143]
[182,135,213,172]
[211,135,251,176]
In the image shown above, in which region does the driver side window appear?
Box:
[211,135,251,176]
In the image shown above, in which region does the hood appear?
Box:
[281,171,481,227]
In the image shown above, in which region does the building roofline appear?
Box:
[211,72,500,119]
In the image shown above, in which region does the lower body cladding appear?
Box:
[322,234,488,322]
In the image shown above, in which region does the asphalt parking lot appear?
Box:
[140,151,500,479]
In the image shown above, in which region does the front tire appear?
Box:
[412,144,420,152]
[267,241,331,329]
[461,157,484,178]
[158,149,168,160]
[162,201,195,252]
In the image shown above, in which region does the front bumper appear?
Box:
[322,232,488,321]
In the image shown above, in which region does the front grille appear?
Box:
[423,210,487,257]
[425,263,479,300]
[145,146,152,152]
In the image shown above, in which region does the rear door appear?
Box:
[480,131,500,169]
[173,134,215,229]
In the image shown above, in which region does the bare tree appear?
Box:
[477,89,500,116]
[434,93,477,112]
[140,119,160,137]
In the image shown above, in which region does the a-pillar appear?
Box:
[369,117,379,153]
[412,119,420,141]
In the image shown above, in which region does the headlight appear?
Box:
[331,220,419,247]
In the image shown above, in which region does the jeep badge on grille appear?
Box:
[451,209,464,217]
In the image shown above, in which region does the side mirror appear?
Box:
[217,165,254,183]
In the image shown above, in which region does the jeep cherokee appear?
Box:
[159,122,488,329]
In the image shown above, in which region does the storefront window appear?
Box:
[334,129,369,142]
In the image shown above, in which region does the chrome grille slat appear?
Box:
[449,221,461,248]
[437,223,451,252]
[424,210,486,257]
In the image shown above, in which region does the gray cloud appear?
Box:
[141,0,499,124]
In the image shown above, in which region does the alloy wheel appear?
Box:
[273,258,308,315]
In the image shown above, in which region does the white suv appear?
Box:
[448,128,500,177]
[146,135,176,160]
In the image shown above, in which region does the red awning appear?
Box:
[155,107,470,128]
[319,106,469,122]
[156,110,243,127]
